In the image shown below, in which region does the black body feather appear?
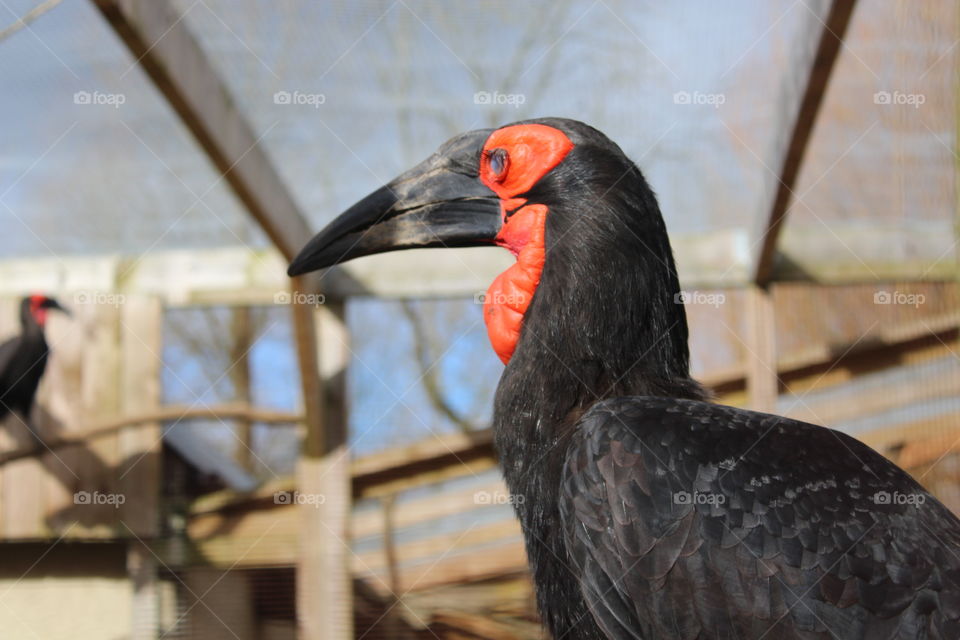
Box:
[491,119,960,639]
[561,398,960,639]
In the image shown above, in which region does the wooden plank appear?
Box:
[42,302,118,537]
[782,357,960,426]
[356,455,499,500]
[0,239,746,300]
[0,457,45,538]
[2,232,958,307]
[702,308,960,395]
[0,404,302,466]
[775,224,958,283]
[897,431,960,470]
[117,297,162,536]
[402,574,535,623]
[186,450,499,516]
[364,540,529,593]
[753,0,859,284]
[428,611,529,640]
[184,477,515,567]
[777,330,957,396]
[352,429,494,481]
[857,416,960,454]
[352,478,510,540]
[176,530,299,568]
[189,503,300,542]
[90,0,356,298]
[745,286,778,411]
[353,519,523,576]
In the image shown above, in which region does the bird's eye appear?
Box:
[487,148,508,179]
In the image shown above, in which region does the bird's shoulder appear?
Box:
[559,395,960,639]
[569,395,930,489]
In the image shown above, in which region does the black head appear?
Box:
[21,295,69,329]
[286,118,644,275]
[288,118,694,382]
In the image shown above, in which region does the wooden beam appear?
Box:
[752,0,858,285]
[0,403,302,466]
[5,221,957,303]
[745,286,778,411]
[90,0,357,298]
[292,291,353,640]
[708,308,960,394]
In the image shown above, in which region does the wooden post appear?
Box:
[118,297,163,535]
[119,297,163,637]
[382,493,402,640]
[230,306,254,471]
[746,286,778,412]
[293,279,352,640]
[128,541,158,640]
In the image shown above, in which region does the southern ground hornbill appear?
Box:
[289,119,960,639]
[0,295,68,428]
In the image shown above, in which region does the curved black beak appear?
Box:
[288,129,502,277]
[41,297,71,317]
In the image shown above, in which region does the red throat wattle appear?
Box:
[29,294,47,326]
[478,125,573,364]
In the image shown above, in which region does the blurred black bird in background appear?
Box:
[0,295,68,431]
[289,119,960,639]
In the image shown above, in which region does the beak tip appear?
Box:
[287,254,325,278]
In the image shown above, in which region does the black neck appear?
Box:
[491,159,705,638]
[19,300,43,336]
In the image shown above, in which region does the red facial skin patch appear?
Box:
[484,204,547,364]
[29,294,47,326]
[478,125,573,364]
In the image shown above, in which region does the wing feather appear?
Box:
[559,396,960,639]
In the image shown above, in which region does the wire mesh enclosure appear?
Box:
[0,0,958,638]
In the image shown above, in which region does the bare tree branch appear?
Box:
[400,300,478,433]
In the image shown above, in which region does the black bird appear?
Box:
[0,295,68,426]
[289,119,960,639]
